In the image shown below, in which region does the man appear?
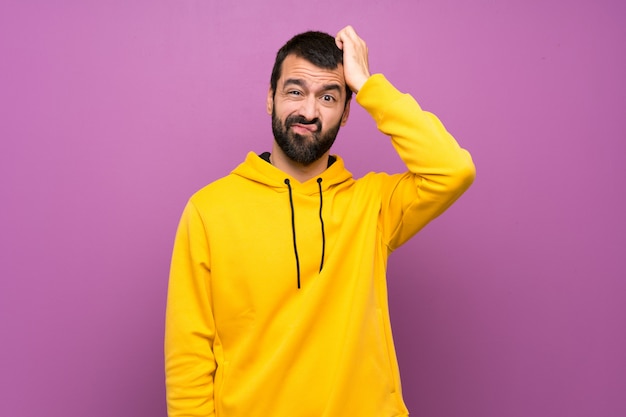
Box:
[165,25,475,417]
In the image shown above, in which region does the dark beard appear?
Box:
[272,110,341,166]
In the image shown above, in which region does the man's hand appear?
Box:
[335,25,371,94]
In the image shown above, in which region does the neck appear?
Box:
[270,143,329,183]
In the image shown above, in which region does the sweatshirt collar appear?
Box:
[231,151,353,194]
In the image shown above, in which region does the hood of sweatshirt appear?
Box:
[231,151,354,288]
[231,151,353,195]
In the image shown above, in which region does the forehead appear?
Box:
[278,55,345,88]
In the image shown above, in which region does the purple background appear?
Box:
[1,1,625,416]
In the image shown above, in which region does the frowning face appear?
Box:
[267,55,350,165]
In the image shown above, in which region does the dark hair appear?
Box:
[270,31,353,104]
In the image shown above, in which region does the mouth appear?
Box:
[290,123,318,134]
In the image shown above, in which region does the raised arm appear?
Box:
[337,25,475,250]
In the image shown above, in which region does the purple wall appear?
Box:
[1,1,624,416]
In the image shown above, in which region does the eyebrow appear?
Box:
[283,78,343,94]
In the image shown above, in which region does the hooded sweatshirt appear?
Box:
[165,74,475,417]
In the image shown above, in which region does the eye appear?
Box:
[288,90,302,96]
[321,94,336,102]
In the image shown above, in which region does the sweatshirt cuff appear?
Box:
[356,74,420,123]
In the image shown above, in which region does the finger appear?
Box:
[335,25,357,49]
[335,36,343,50]
[335,31,346,50]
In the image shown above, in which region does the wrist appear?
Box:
[350,73,371,94]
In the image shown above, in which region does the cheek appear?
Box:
[323,109,345,126]
[273,100,297,118]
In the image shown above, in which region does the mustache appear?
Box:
[285,115,321,131]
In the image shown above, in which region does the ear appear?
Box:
[340,100,351,126]
[266,88,274,115]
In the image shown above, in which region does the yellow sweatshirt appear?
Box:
[165,74,475,417]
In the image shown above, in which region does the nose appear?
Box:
[298,95,318,121]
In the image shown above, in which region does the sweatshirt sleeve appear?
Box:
[165,200,216,416]
[356,74,476,251]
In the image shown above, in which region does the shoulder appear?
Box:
[188,173,242,206]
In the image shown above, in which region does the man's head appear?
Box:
[267,31,352,166]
